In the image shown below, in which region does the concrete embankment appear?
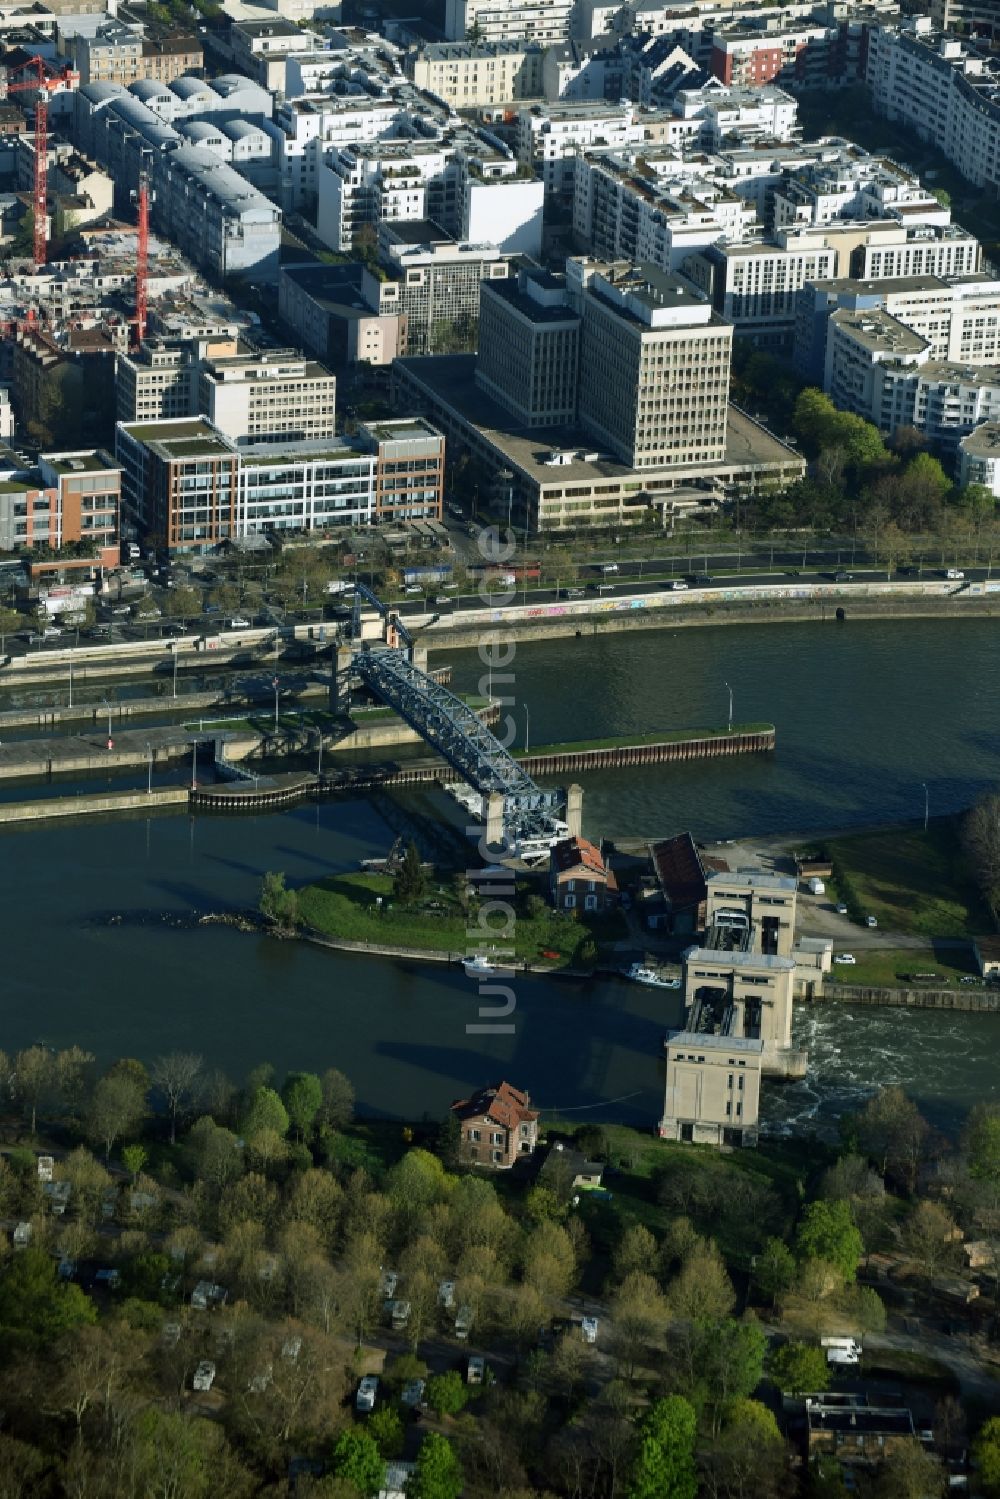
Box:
[0,787,189,824]
[517,727,774,775]
[813,983,1000,1012]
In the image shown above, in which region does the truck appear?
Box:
[821,1336,861,1366]
[805,876,826,896]
[326,580,353,595]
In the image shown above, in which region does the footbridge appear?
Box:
[349,584,566,850]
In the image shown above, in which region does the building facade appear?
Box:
[408,41,544,108]
[449,1081,539,1169]
[476,267,581,427]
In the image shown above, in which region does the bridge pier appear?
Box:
[565,783,583,838]
[486,792,505,851]
[411,643,428,673]
[331,646,354,710]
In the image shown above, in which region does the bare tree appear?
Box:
[151,1053,203,1146]
[964,793,1000,920]
[12,1047,56,1135]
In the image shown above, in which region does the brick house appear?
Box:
[450,1081,539,1169]
[549,836,617,913]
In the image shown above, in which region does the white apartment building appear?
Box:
[867,18,1000,193]
[959,423,1000,498]
[771,151,951,230]
[444,0,574,46]
[516,102,647,194]
[931,0,999,42]
[275,96,401,212]
[378,232,512,354]
[316,141,450,253]
[407,40,545,108]
[671,79,798,149]
[575,261,733,468]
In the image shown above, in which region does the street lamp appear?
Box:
[68,657,73,711]
[922,782,929,833]
[725,680,733,734]
[524,703,530,756]
[315,725,323,780]
[101,697,112,741]
[172,642,179,700]
[273,675,280,732]
[146,742,153,795]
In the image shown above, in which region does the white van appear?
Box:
[821,1336,861,1366]
[600,563,619,574]
[806,877,825,895]
[945,569,965,580]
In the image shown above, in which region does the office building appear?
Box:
[0,448,119,566]
[576,261,733,469]
[117,418,240,551]
[356,418,445,522]
[476,266,581,428]
[380,228,513,356]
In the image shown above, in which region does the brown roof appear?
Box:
[451,1080,539,1130]
[550,835,607,879]
[650,831,710,910]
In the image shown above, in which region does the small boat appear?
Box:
[624,963,681,990]
[463,953,507,978]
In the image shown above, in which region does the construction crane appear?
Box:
[131,176,150,350]
[3,55,76,268]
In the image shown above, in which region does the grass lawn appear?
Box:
[515,723,774,757]
[825,820,990,940]
[830,947,977,987]
[296,870,626,967]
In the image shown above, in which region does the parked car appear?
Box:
[834,953,856,965]
[836,903,848,915]
[356,1376,379,1412]
[960,975,981,984]
[401,1379,426,1408]
[467,1356,486,1385]
[866,914,878,928]
[227,616,251,629]
[945,568,965,580]
[192,1361,216,1393]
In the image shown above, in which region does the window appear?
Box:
[492,1150,503,1163]
[491,1131,503,1146]
[468,1128,481,1142]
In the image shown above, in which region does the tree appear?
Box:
[11,1046,56,1135]
[796,1200,863,1283]
[700,1399,786,1499]
[853,1086,928,1190]
[767,1341,830,1394]
[411,1433,463,1499]
[973,1416,1000,1497]
[282,1071,323,1141]
[243,1085,289,1141]
[627,1396,697,1499]
[331,1429,384,1498]
[187,1115,244,1190]
[122,1143,147,1183]
[612,1224,659,1286]
[320,1067,355,1130]
[963,795,1000,918]
[753,1237,796,1307]
[425,1370,469,1418]
[872,1437,945,1499]
[151,1052,203,1146]
[665,1239,735,1323]
[901,1200,961,1280]
[0,1247,96,1349]
[393,841,428,905]
[610,1272,669,1377]
[368,1406,405,1459]
[86,1069,147,1163]
[167,585,201,619]
[259,871,300,930]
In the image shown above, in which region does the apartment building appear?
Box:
[407,41,544,108]
[690,238,839,350]
[444,0,574,47]
[795,271,1000,381]
[711,20,830,87]
[516,102,647,195]
[378,229,512,355]
[931,0,999,42]
[771,152,951,230]
[141,33,203,84]
[959,422,1000,497]
[576,261,733,468]
[476,266,581,426]
[65,19,142,87]
[824,307,1000,448]
[0,448,119,565]
[867,18,1000,193]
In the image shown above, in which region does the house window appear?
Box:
[468,1128,481,1142]
[520,1123,530,1135]
[491,1132,503,1146]
[564,894,576,910]
[492,1150,503,1163]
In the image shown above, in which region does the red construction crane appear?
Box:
[132,176,150,350]
[4,55,77,268]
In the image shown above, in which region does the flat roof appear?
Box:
[830,308,927,354]
[960,422,1000,457]
[707,868,796,891]
[394,354,803,491]
[44,449,116,474]
[124,419,222,443]
[484,275,578,326]
[667,1031,764,1055]
[683,947,796,971]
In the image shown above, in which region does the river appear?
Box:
[4,615,1000,1136]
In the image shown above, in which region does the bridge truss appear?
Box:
[352,646,562,848]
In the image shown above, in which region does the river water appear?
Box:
[4,615,1000,1136]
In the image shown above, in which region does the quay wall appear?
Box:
[816,983,1000,1012]
[0,788,189,823]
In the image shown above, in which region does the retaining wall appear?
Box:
[0,788,189,824]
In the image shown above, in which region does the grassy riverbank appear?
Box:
[825,820,990,939]
[831,947,977,987]
[297,870,627,967]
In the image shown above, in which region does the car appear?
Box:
[434,595,451,605]
[691,574,713,586]
[356,1376,379,1412]
[836,903,848,915]
[566,588,584,597]
[865,914,878,928]
[109,605,131,617]
[945,568,965,580]
[834,953,856,964]
[834,571,853,582]
[401,1378,426,1408]
[227,616,251,629]
[665,580,689,591]
[40,625,62,639]
[404,586,423,596]
[960,975,982,984]
[581,1316,599,1345]
[467,1356,486,1385]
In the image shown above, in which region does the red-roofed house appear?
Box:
[450,1081,539,1169]
[549,835,618,913]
